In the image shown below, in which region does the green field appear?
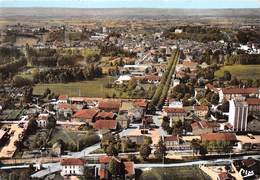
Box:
[138,166,210,180]
[215,65,260,80]
[33,76,119,97]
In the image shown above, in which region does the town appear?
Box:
[0,7,260,180]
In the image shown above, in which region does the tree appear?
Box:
[108,159,125,179]
[108,159,119,177]
[223,71,232,81]
[220,100,229,112]
[46,116,56,129]
[191,139,200,156]
[154,137,167,160]
[211,93,220,105]
[199,145,208,156]
[139,144,151,161]
[26,118,38,135]
[106,144,119,156]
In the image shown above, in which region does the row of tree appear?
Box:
[150,49,179,109]
[0,56,27,80]
[33,66,102,83]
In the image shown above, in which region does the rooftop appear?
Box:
[60,158,85,166]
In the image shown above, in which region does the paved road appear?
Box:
[153,115,167,137]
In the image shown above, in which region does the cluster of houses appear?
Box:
[53,95,148,134]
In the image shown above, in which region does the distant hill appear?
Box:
[0,8,260,20]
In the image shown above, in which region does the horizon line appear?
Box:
[1,7,260,9]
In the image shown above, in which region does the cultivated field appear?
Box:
[138,166,210,180]
[215,65,260,80]
[33,76,118,97]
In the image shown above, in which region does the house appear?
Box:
[126,135,146,145]
[133,99,148,112]
[93,120,117,131]
[119,102,143,121]
[123,64,150,76]
[246,98,260,115]
[96,111,115,121]
[175,29,183,34]
[98,100,121,113]
[132,75,160,84]
[73,109,99,124]
[193,105,209,118]
[115,75,132,84]
[36,113,49,128]
[162,107,186,127]
[164,135,179,150]
[58,95,68,103]
[98,156,135,180]
[228,99,248,131]
[219,87,259,102]
[57,103,78,119]
[60,158,85,176]
[167,99,183,108]
[182,59,198,71]
[116,114,130,129]
[201,133,237,145]
[191,121,213,135]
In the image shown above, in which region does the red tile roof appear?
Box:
[58,95,68,101]
[164,135,178,142]
[133,99,148,108]
[191,121,211,130]
[93,120,117,130]
[222,87,258,94]
[194,105,209,111]
[201,133,237,142]
[73,109,99,120]
[163,107,186,114]
[246,98,260,105]
[96,112,114,119]
[57,103,78,111]
[98,101,121,111]
[99,156,113,164]
[60,158,85,166]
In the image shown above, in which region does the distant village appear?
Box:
[0,20,260,180]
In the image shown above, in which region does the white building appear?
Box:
[36,113,49,128]
[114,75,132,84]
[229,99,248,131]
[123,65,150,76]
[60,158,85,176]
[174,29,183,34]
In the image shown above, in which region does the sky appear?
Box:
[0,0,260,9]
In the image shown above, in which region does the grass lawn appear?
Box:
[33,76,120,97]
[137,166,210,180]
[0,109,23,121]
[48,129,85,146]
[215,65,260,80]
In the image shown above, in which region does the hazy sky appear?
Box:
[1,0,260,8]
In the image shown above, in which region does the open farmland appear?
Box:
[33,76,119,97]
[138,166,210,180]
[215,65,260,80]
